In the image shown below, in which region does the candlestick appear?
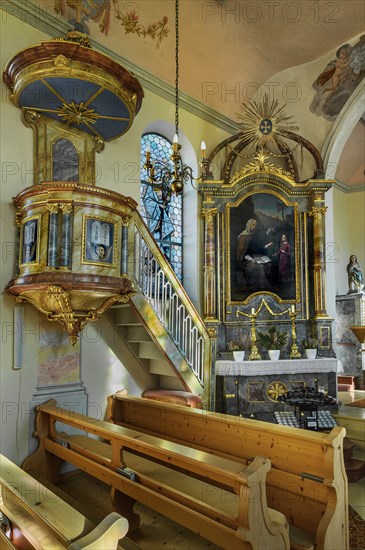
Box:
[201,140,206,158]
[251,307,255,315]
[173,134,179,152]
[289,307,301,359]
[146,144,151,162]
[248,314,261,360]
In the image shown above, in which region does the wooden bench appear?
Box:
[0,454,128,549]
[142,389,202,408]
[106,393,349,550]
[22,400,290,550]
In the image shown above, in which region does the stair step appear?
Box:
[138,342,164,360]
[345,458,365,483]
[125,326,151,342]
[149,358,173,375]
[113,307,141,325]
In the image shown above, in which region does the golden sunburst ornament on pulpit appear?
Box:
[237,94,299,149]
[57,101,99,126]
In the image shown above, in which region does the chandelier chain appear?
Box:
[175,0,179,136]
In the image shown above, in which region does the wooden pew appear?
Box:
[22,400,290,550]
[0,454,128,549]
[106,393,349,550]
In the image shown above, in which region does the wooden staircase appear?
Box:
[109,302,187,391]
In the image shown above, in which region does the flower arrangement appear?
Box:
[257,326,288,350]
[227,340,245,352]
[303,337,318,349]
[227,333,250,352]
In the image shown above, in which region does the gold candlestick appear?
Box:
[249,310,262,360]
[289,310,301,359]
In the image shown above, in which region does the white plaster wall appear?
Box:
[79,324,142,419]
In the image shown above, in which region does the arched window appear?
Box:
[140,133,183,281]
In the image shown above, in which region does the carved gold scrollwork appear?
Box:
[59,203,73,214]
[206,327,217,338]
[308,206,328,219]
[92,135,105,153]
[201,208,217,222]
[47,203,60,214]
[22,109,42,127]
[14,285,136,346]
[121,215,131,226]
[53,54,70,67]
[266,381,288,402]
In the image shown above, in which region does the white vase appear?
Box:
[233,351,245,362]
[268,350,280,361]
[305,349,317,359]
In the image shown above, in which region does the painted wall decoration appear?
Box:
[310,35,365,120]
[228,192,298,303]
[53,0,170,47]
[38,320,80,385]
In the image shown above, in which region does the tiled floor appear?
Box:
[337,390,365,520]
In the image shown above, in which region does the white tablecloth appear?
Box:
[215,358,343,376]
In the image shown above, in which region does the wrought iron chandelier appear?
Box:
[144,0,201,195]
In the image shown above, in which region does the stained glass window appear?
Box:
[140,133,183,280]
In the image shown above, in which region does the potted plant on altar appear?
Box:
[227,340,246,362]
[302,337,318,359]
[257,326,288,360]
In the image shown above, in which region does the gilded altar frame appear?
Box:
[226,190,300,306]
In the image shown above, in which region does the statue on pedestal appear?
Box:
[347,254,364,294]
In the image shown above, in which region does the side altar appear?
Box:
[196,96,337,407]
[215,358,341,417]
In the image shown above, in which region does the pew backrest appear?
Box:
[22,401,290,550]
[0,454,128,549]
[107,393,349,550]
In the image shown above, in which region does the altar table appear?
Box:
[215,358,341,417]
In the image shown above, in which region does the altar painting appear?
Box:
[228,192,298,303]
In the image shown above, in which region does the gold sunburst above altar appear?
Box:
[236,94,299,150]
[200,94,324,184]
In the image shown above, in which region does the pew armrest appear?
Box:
[68,512,129,550]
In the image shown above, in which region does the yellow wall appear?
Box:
[332,187,365,296]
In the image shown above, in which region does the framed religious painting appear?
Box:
[226,191,300,304]
[82,214,118,268]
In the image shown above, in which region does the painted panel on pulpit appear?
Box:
[227,192,299,303]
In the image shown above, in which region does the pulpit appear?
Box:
[215,358,341,417]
